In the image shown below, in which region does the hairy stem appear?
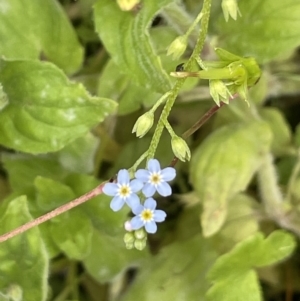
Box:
[147,0,212,161]
[0,183,105,243]
[170,102,225,167]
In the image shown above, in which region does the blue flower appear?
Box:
[135,159,176,197]
[103,169,143,211]
[130,198,167,233]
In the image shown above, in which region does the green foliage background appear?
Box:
[0,0,300,300]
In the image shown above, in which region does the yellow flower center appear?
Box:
[118,184,131,198]
[150,172,161,185]
[141,209,153,222]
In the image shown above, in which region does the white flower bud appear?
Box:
[124,221,133,232]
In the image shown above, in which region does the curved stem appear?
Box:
[164,120,176,137]
[149,91,171,113]
[129,150,148,174]
[0,183,105,243]
[170,102,225,167]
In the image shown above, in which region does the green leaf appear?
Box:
[122,235,217,301]
[190,121,272,237]
[34,176,75,211]
[215,0,300,62]
[0,59,117,153]
[2,154,67,192]
[212,193,260,251]
[38,223,61,259]
[0,0,83,74]
[94,0,172,93]
[0,84,8,110]
[294,123,300,148]
[206,230,296,301]
[34,176,93,259]
[260,108,292,155]
[0,196,48,301]
[51,210,93,260]
[64,174,127,235]
[0,284,23,301]
[98,60,160,115]
[56,132,99,174]
[207,270,261,301]
[83,229,146,282]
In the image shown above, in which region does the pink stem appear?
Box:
[0,182,105,243]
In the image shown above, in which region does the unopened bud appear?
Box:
[132,112,154,138]
[124,221,133,232]
[125,242,134,249]
[221,0,241,22]
[167,36,187,60]
[134,238,147,251]
[134,228,146,240]
[171,136,191,162]
[124,232,135,244]
[117,0,140,11]
[209,80,232,106]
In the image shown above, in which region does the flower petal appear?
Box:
[131,216,144,230]
[148,159,160,173]
[117,169,130,184]
[157,182,172,196]
[135,169,149,182]
[145,221,157,233]
[161,167,176,181]
[110,196,125,211]
[144,198,156,210]
[126,193,140,209]
[154,210,166,222]
[130,179,143,192]
[142,183,156,197]
[102,183,118,196]
[132,204,144,215]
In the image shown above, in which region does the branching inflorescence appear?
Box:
[0,0,263,253]
[103,159,176,250]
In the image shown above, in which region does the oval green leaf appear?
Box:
[0,196,49,301]
[0,0,83,74]
[0,59,117,154]
[94,0,172,93]
[206,230,296,301]
[215,0,300,63]
[190,121,272,237]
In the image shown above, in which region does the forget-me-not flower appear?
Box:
[130,198,167,233]
[103,169,143,211]
[135,159,176,197]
